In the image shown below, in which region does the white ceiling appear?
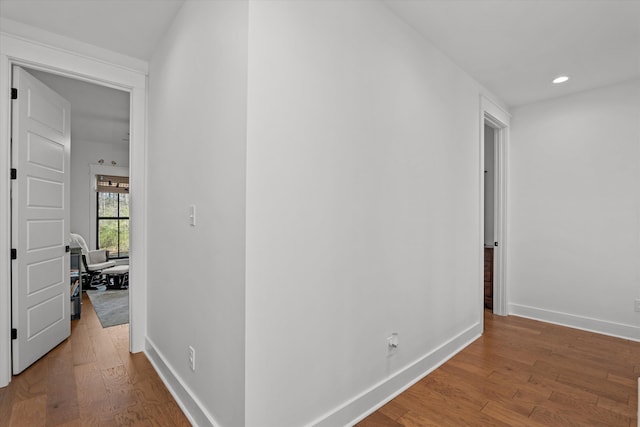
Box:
[1,0,638,108]
[385,0,640,107]
[26,68,130,147]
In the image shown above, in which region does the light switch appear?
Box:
[189,205,196,226]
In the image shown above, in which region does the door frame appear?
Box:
[0,33,148,387]
[480,96,510,318]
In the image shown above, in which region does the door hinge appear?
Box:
[11,248,17,260]
[11,88,17,100]
[65,245,70,253]
[11,329,17,340]
[11,168,17,180]
[494,242,499,247]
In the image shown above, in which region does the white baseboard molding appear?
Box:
[145,337,218,427]
[311,322,482,427]
[509,304,640,342]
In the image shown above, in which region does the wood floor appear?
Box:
[2,303,638,427]
[358,311,639,427]
[0,293,190,426]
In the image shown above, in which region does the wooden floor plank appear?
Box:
[527,373,600,404]
[355,411,403,427]
[9,394,47,427]
[143,401,192,427]
[70,322,97,366]
[10,357,48,402]
[359,311,639,427]
[113,401,151,426]
[74,362,110,409]
[547,390,631,426]
[597,395,638,419]
[480,400,546,427]
[394,410,448,427]
[377,399,410,422]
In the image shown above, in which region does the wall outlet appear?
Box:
[188,345,196,371]
[634,299,640,313]
[387,333,399,356]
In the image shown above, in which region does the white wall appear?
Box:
[147,1,248,426]
[484,125,495,246]
[70,140,129,249]
[245,1,496,425]
[509,79,640,340]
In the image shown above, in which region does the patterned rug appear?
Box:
[86,289,129,328]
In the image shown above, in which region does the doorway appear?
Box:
[481,96,510,318]
[484,124,496,310]
[10,67,132,374]
[0,33,148,387]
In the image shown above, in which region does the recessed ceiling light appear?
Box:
[552,76,570,84]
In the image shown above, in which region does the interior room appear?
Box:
[29,69,132,325]
[0,1,638,426]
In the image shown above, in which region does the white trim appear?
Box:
[89,164,129,250]
[509,304,640,342]
[481,95,511,123]
[0,33,148,387]
[145,338,219,427]
[492,121,508,316]
[311,322,482,427]
[0,44,11,388]
[480,96,510,318]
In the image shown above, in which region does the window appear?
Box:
[96,175,129,258]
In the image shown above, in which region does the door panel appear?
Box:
[27,294,65,338]
[28,178,64,208]
[28,133,65,171]
[11,66,71,374]
[27,220,64,250]
[28,258,65,294]
[28,87,66,134]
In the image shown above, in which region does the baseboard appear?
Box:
[145,337,218,427]
[509,304,640,342]
[311,321,483,427]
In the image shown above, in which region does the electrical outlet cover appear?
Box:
[387,333,399,356]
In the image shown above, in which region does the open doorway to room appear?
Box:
[1,36,147,387]
[11,67,132,374]
[484,123,496,311]
[481,96,510,318]
[29,67,131,321]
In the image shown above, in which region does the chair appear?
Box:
[70,233,116,287]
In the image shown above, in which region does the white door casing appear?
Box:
[1,31,147,388]
[11,66,71,374]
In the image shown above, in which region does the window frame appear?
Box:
[96,191,130,259]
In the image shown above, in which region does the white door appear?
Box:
[11,66,71,374]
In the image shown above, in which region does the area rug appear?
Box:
[86,289,129,328]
